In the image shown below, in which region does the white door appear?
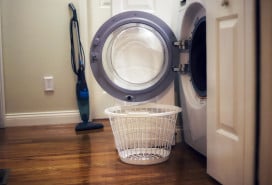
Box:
[90,0,178,119]
[206,0,255,184]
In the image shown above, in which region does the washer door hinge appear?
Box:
[172,64,190,74]
[173,39,191,53]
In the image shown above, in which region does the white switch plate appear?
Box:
[44,76,54,91]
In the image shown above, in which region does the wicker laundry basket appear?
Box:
[105,103,181,165]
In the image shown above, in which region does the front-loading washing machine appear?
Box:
[90,0,207,156]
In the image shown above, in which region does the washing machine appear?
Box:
[90,0,207,155]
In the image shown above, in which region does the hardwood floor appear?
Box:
[0,120,220,185]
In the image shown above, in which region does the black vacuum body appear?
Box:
[69,3,103,132]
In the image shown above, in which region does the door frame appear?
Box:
[0,7,5,128]
[258,0,272,184]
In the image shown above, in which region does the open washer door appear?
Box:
[178,2,207,156]
[90,11,179,102]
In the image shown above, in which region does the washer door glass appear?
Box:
[102,23,168,91]
[90,11,179,102]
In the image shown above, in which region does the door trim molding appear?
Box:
[0,7,6,128]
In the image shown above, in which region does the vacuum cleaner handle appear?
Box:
[68,3,77,20]
[69,3,85,75]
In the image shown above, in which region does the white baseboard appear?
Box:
[4,110,81,127]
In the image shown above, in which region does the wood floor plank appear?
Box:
[0,120,220,185]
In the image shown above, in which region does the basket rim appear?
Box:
[104,103,182,117]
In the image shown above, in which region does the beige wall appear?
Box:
[0,0,115,119]
[1,0,85,114]
[1,0,175,121]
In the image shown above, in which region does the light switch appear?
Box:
[44,76,54,91]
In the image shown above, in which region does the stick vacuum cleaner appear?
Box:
[69,3,104,132]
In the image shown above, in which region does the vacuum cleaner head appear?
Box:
[75,121,104,132]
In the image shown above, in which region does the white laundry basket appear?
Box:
[105,103,182,165]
